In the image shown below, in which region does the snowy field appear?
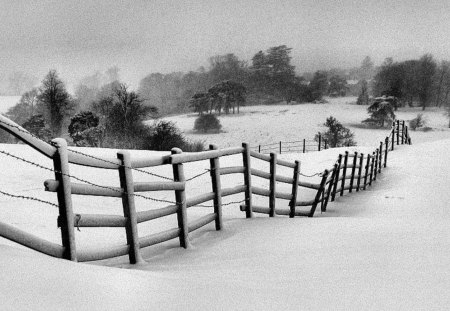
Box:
[1,97,450,310]
[164,97,450,147]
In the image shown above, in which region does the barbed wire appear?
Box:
[0,190,59,208]
[65,147,173,181]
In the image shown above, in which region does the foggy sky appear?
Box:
[1,0,450,90]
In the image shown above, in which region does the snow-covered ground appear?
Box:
[163,97,450,147]
[1,97,450,310]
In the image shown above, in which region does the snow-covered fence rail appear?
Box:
[0,115,411,264]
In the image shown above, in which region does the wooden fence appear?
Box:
[253,133,328,154]
[0,116,411,264]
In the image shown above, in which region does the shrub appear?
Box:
[194,114,222,133]
[315,116,356,147]
[22,114,53,141]
[68,111,102,147]
[409,114,426,131]
[146,120,205,151]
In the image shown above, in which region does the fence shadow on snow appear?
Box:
[0,116,411,264]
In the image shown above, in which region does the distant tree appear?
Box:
[315,116,356,147]
[208,80,246,114]
[5,88,38,125]
[208,53,247,85]
[409,114,426,131]
[36,70,76,137]
[189,92,210,115]
[362,96,396,127]
[356,80,369,105]
[416,54,437,110]
[194,114,222,133]
[373,59,404,100]
[434,61,450,108]
[328,75,347,97]
[68,111,102,147]
[309,71,328,101]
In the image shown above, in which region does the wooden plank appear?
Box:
[363,154,371,190]
[0,221,64,258]
[356,153,364,192]
[251,168,271,180]
[188,213,217,233]
[277,159,296,169]
[171,148,189,248]
[139,228,181,249]
[117,150,143,264]
[130,155,172,168]
[275,174,294,184]
[295,199,316,206]
[221,185,246,197]
[186,192,215,207]
[77,244,130,262]
[170,147,244,164]
[242,143,253,218]
[340,151,349,196]
[251,186,271,197]
[289,161,300,218]
[309,170,329,217]
[209,144,222,230]
[219,166,245,175]
[250,151,271,162]
[298,181,321,190]
[137,205,178,223]
[74,214,126,227]
[323,163,338,212]
[269,153,277,217]
[349,152,358,193]
[52,138,77,261]
[331,154,342,201]
[45,180,122,197]
[134,181,185,192]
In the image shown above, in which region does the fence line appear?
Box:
[253,133,328,154]
[0,115,411,264]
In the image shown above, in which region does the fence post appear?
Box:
[258,145,261,153]
[303,139,306,153]
[373,149,379,181]
[242,143,253,218]
[369,152,375,186]
[331,154,342,201]
[171,148,189,248]
[289,160,300,218]
[356,153,364,192]
[384,137,389,168]
[363,154,371,190]
[324,140,328,150]
[391,122,395,151]
[378,142,383,173]
[396,120,400,145]
[318,133,321,151]
[349,152,358,193]
[309,170,329,217]
[401,120,405,144]
[209,144,223,230]
[340,151,349,196]
[52,138,77,261]
[269,153,277,217]
[117,150,143,264]
[323,163,338,212]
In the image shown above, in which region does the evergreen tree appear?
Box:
[315,116,356,147]
[362,96,396,127]
[36,70,76,137]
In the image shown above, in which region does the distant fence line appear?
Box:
[0,116,410,264]
[252,133,328,154]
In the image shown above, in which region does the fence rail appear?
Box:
[252,133,329,154]
[0,115,411,264]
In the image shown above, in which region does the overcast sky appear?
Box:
[1,0,450,90]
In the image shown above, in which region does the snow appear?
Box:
[1,97,450,310]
